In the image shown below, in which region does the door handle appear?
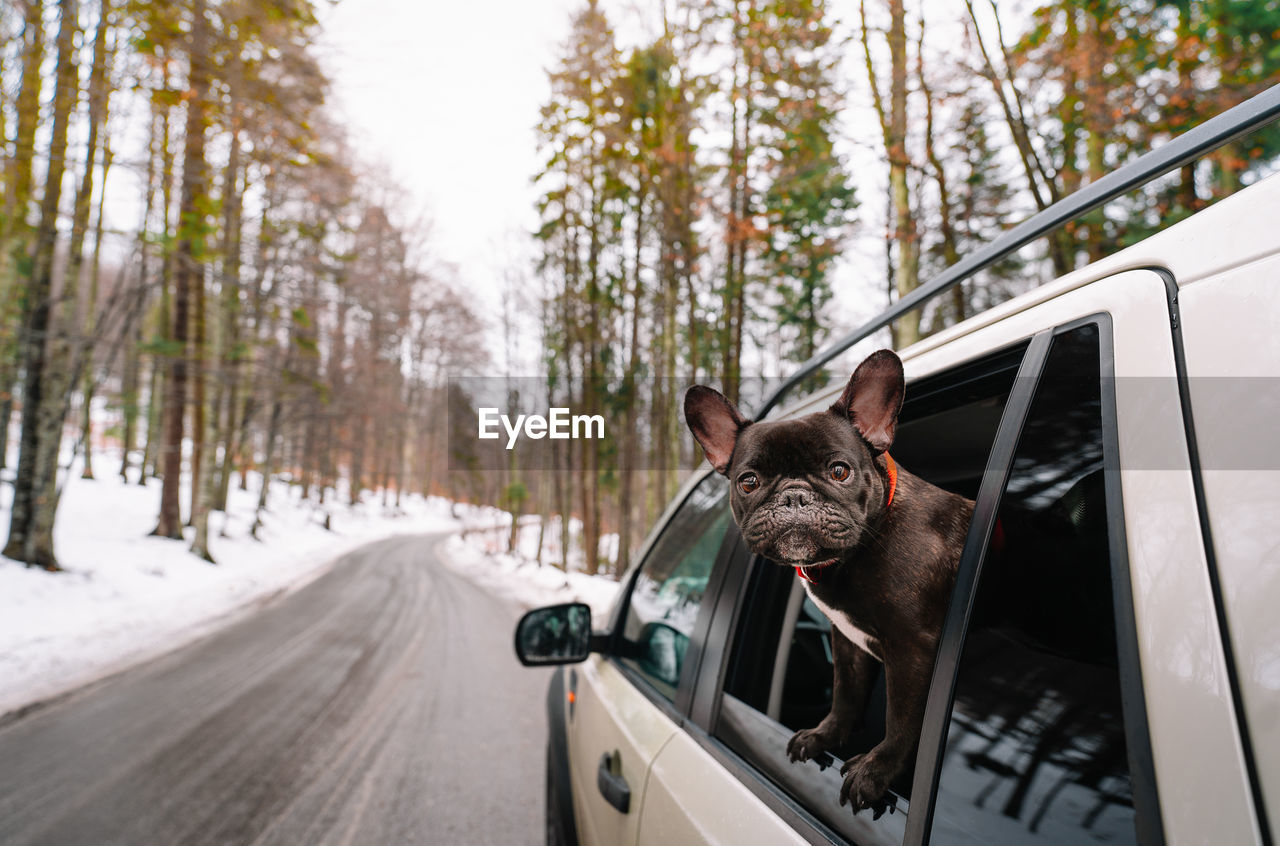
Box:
[597,750,631,814]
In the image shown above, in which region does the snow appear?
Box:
[442,533,621,625]
[0,455,459,719]
[443,505,622,624]
[1,446,622,720]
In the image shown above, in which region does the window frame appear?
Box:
[904,315,1164,846]
[604,470,744,722]
[672,317,1162,846]
[675,338,1045,845]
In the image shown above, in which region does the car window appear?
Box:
[712,344,1026,846]
[620,473,731,701]
[929,324,1141,845]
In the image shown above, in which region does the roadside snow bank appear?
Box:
[441,534,620,624]
[0,461,457,718]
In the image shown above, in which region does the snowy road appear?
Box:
[0,533,553,845]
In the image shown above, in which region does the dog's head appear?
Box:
[683,350,904,566]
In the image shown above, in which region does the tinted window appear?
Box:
[620,474,730,700]
[930,324,1138,845]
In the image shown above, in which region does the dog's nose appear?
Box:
[780,486,814,510]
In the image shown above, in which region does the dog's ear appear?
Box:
[831,349,904,455]
[684,386,750,475]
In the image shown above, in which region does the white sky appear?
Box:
[317,0,583,321]
[315,0,997,373]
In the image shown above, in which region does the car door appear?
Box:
[632,527,810,846]
[640,268,1256,846]
[565,473,733,846]
[1175,256,1280,837]
[902,268,1258,845]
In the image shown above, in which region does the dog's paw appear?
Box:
[786,727,837,767]
[839,754,898,818]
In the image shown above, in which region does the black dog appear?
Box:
[684,350,972,815]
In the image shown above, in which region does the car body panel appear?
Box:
[912,269,1261,844]
[1179,256,1280,833]
[637,731,809,846]
[1105,270,1263,846]
[568,655,679,846]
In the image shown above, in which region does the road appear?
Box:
[0,533,553,845]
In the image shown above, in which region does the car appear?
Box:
[514,85,1280,846]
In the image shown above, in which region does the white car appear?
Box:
[516,87,1280,846]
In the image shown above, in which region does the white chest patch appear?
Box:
[802,582,882,662]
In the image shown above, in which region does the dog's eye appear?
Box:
[829,463,851,482]
[738,474,759,494]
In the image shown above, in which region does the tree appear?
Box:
[534,0,624,574]
[861,0,923,346]
[0,0,47,476]
[756,0,856,366]
[73,0,116,482]
[153,0,213,542]
[4,0,82,569]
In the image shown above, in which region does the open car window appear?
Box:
[711,343,1028,846]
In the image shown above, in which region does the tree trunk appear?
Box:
[886,0,920,348]
[142,345,162,481]
[122,99,161,483]
[250,400,282,540]
[0,0,47,477]
[962,0,1071,275]
[617,169,645,578]
[76,0,114,481]
[4,0,81,569]
[30,0,111,562]
[155,0,212,539]
[120,315,141,481]
[918,12,963,332]
[79,142,113,479]
[143,97,174,486]
[188,356,218,561]
[2,0,44,254]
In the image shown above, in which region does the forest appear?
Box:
[519,0,1280,574]
[2,0,1278,575]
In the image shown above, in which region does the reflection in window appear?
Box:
[620,475,730,699]
[931,325,1139,845]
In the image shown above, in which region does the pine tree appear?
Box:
[534,0,624,574]
[756,0,856,366]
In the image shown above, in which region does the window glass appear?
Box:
[930,324,1139,846]
[620,474,730,700]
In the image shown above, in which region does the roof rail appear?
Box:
[755,82,1280,419]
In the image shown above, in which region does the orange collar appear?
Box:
[796,454,897,584]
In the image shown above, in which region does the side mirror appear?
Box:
[514,602,595,667]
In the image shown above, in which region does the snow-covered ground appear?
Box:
[1,444,622,720]
[443,532,620,625]
[0,455,461,718]
[446,504,622,622]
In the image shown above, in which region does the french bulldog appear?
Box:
[684,349,973,816]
